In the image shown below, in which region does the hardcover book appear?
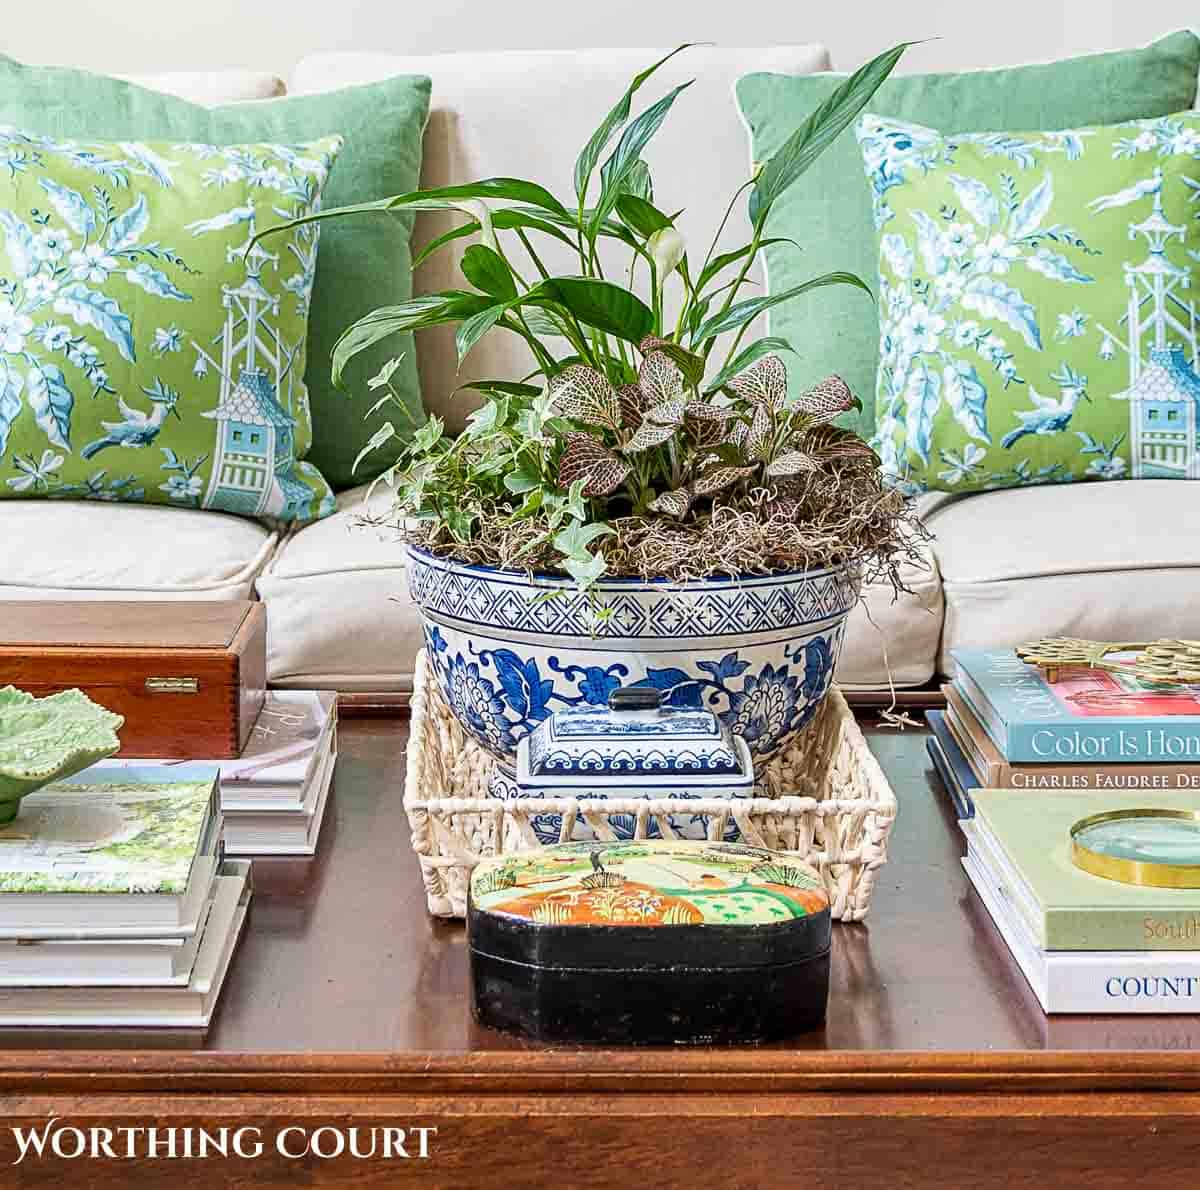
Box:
[0,765,219,932]
[952,649,1200,764]
[0,860,250,1027]
[944,684,1200,791]
[963,846,1200,1014]
[96,690,336,811]
[968,788,1200,951]
[925,710,979,819]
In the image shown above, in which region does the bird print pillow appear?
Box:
[856,111,1200,495]
[0,127,342,521]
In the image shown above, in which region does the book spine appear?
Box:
[1045,961,1200,1014]
[1044,907,1200,953]
[1007,721,1200,764]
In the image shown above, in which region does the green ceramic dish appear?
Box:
[0,687,124,823]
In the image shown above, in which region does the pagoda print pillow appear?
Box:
[856,111,1200,494]
[0,127,341,521]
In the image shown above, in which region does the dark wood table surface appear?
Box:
[1,718,1198,1188]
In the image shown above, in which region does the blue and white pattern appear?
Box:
[412,546,858,770]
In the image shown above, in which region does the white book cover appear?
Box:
[95,691,337,808]
[0,897,212,987]
[223,747,336,857]
[0,860,250,1027]
[964,847,1200,1014]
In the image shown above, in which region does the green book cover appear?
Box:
[972,788,1200,951]
[0,765,217,896]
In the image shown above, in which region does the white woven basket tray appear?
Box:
[404,649,898,921]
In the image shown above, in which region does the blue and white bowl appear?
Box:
[408,544,860,774]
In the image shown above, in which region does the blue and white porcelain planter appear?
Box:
[407,544,861,775]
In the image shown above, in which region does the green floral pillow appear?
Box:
[0,127,341,520]
[856,112,1200,494]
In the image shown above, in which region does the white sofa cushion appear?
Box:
[290,45,831,433]
[0,501,277,601]
[255,486,421,690]
[115,70,286,104]
[929,481,1200,673]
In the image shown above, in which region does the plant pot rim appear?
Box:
[405,543,861,588]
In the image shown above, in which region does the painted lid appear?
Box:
[520,687,750,784]
[468,840,830,971]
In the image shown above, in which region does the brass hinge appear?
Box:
[145,677,200,694]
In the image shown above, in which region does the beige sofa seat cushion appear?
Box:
[115,70,286,103]
[0,501,277,601]
[290,45,831,433]
[256,486,419,690]
[929,481,1200,674]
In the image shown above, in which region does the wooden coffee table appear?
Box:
[0,718,1196,1187]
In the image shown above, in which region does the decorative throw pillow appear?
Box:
[0,54,431,490]
[856,112,1200,494]
[734,31,1200,442]
[0,127,341,520]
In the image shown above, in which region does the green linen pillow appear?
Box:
[734,31,1200,442]
[855,111,1200,494]
[0,127,341,520]
[0,55,431,490]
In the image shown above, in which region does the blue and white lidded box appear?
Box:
[488,688,754,842]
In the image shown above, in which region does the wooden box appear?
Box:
[0,602,266,759]
[468,840,832,1044]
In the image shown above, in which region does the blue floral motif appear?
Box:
[423,621,840,765]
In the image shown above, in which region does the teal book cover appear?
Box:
[952,649,1200,763]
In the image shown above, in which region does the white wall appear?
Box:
[2,0,1196,77]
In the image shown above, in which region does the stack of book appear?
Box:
[0,766,248,1027]
[962,788,1200,1014]
[928,648,1200,819]
[928,647,1200,1014]
[98,691,337,856]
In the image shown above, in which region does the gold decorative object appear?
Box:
[1070,808,1200,889]
[1015,637,1200,685]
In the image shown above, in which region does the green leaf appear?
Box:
[534,277,654,343]
[749,42,914,226]
[252,179,572,251]
[648,341,706,388]
[331,292,493,388]
[455,303,510,363]
[694,272,871,344]
[590,81,694,237]
[352,422,397,476]
[623,160,654,201]
[504,460,542,494]
[412,222,479,270]
[704,337,797,393]
[465,395,510,438]
[695,237,799,292]
[553,520,615,559]
[615,193,673,239]
[573,45,694,205]
[460,245,518,301]
[459,379,543,399]
[563,552,609,586]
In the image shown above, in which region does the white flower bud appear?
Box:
[647,226,686,286]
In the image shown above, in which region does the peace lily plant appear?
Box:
[262,43,918,592]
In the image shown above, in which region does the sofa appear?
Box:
[3,48,1198,697]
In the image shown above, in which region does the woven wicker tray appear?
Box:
[405,649,898,921]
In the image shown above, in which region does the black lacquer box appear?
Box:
[468,840,832,1044]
